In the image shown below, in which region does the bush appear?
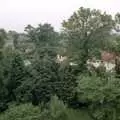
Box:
[76,74,120,120]
[30,56,76,105]
[0,96,68,120]
[0,103,42,120]
[0,96,94,120]
[48,96,68,120]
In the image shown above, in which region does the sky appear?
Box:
[0,0,120,32]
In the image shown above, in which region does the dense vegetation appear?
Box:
[1,7,120,120]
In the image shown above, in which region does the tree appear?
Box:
[0,56,6,112]
[8,31,19,49]
[24,23,77,105]
[0,48,11,112]
[6,53,26,101]
[25,23,59,46]
[29,53,76,105]
[25,23,60,60]
[76,74,120,120]
[62,7,114,71]
[0,29,7,48]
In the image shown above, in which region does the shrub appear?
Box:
[0,103,42,120]
[76,74,120,120]
[0,96,68,120]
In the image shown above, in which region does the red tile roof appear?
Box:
[101,51,116,63]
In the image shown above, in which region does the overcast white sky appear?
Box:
[0,0,120,32]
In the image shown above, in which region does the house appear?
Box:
[87,51,116,72]
[56,54,67,63]
[101,51,116,63]
[57,51,117,72]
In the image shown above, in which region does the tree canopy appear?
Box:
[62,7,115,70]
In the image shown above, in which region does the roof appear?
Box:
[101,51,116,63]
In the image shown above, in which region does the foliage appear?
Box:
[0,103,42,120]
[25,23,60,60]
[0,96,93,120]
[0,48,14,112]
[76,74,120,120]
[25,24,59,46]
[0,96,68,120]
[1,6,120,120]
[30,55,76,105]
[62,7,114,71]
[0,29,7,48]
[47,96,68,120]
[6,52,26,101]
